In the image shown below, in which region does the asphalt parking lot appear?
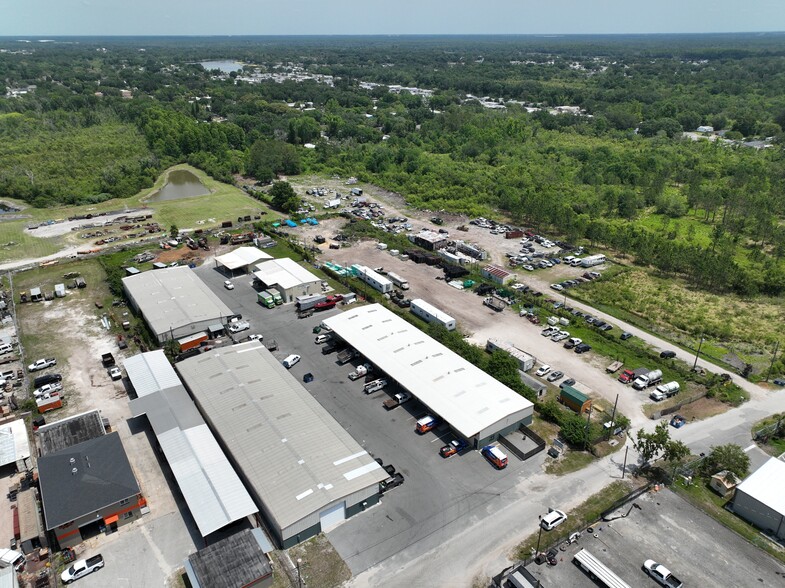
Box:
[195,262,547,575]
[522,487,785,587]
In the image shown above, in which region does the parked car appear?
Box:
[660,350,677,359]
[314,334,330,344]
[439,439,469,458]
[550,283,563,291]
[282,354,301,369]
[774,378,785,386]
[620,332,633,340]
[380,473,404,493]
[574,343,592,354]
[61,554,104,584]
[560,378,576,388]
[108,366,122,381]
[540,509,567,531]
[546,370,564,382]
[248,333,263,341]
[535,365,551,377]
[643,559,683,588]
[28,358,56,372]
[223,280,234,290]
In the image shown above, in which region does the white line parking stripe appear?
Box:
[743,444,757,453]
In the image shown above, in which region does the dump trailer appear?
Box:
[296,294,327,311]
[484,297,506,312]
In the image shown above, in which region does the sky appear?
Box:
[1,0,785,36]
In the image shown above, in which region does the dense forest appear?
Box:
[2,34,785,295]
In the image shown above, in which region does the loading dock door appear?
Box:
[319,501,346,531]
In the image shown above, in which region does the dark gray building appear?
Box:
[38,432,145,549]
[185,528,273,588]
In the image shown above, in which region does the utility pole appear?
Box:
[692,336,704,370]
[622,445,629,479]
[535,524,544,555]
[296,558,303,588]
[584,403,593,452]
[765,340,779,382]
[607,394,619,440]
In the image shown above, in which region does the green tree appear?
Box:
[634,422,690,466]
[169,224,179,239]
[269,181,299,213]
[700,444,750,478]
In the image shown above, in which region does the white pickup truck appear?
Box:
[643,559,683,588]
[28,358,57,372]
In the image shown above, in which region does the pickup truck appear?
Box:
[101,352,116,367]
[28,358,57,372]
[380,473,404,493]
[348,364,370,381]
[606,360,624,373]
[108,366,122,381]
[643,560,683,588]
[382,392,411,410]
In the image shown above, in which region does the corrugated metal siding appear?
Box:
[123,350,182,398]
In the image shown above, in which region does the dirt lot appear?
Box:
[13,260,180,520]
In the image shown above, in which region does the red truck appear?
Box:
[314,294,344,311]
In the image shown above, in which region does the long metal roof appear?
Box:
[736,457,785,515]
[127,351,258,537]
[253,258,321,290]
[215,247,272,271]
[323,304,533,439]
[122,267,233,337]
[176,342,387,532]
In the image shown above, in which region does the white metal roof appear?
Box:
[323,304,533,439]
[0,419,30,467]
[253,258,321,290]
[736,457,785,515]
[127,351,257,536]
[411,298,455,324]
[175,341,387,532]
[215,247,272,271]
[124,350,182,398]
[122,267,233,337]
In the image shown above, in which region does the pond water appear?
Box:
[200,60,245,73]
[147,170,210,202]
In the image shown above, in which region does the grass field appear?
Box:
[571,266,783,376]
[0,165,277,264]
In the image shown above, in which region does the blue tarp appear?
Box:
[285,220,297,227]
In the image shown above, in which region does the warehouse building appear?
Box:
[323,304,534,447]
[176,342,388,548]
[126,350,258,538]
[185,528,273,588]
[410,298,456,331]
[482,264,516,285]
[122,266,234,343]
[38,432,145,549]
[215,246,273,276]
[732,457,785,540]
[410,230,448,251]
[253,258,322,303]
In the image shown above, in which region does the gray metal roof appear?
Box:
[122,267,233,337]
[186,528,272,588]
[127,351,258,537]
[323,304,533,439]
[176,342,387,532]
[36,410,105,456]
[38,432,140,530]
[0,419,30,467]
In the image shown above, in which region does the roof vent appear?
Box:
[71,467,78,475]
[69,458,75,464]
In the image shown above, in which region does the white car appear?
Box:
[224,280,234,290]
[535,365,551,377]
[34,382,62,398]
[61,554,104,583]
[550,283,564,291]
[248,334,263,342]
[282,354,301,369]
[108,366,122,380]
[540,509,567,530]
[523,265,535,271]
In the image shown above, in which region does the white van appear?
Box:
[282,354,301,369]
[0,343,13,355]
[363,379,387,394]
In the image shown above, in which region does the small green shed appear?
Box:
[559,385,592,413]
